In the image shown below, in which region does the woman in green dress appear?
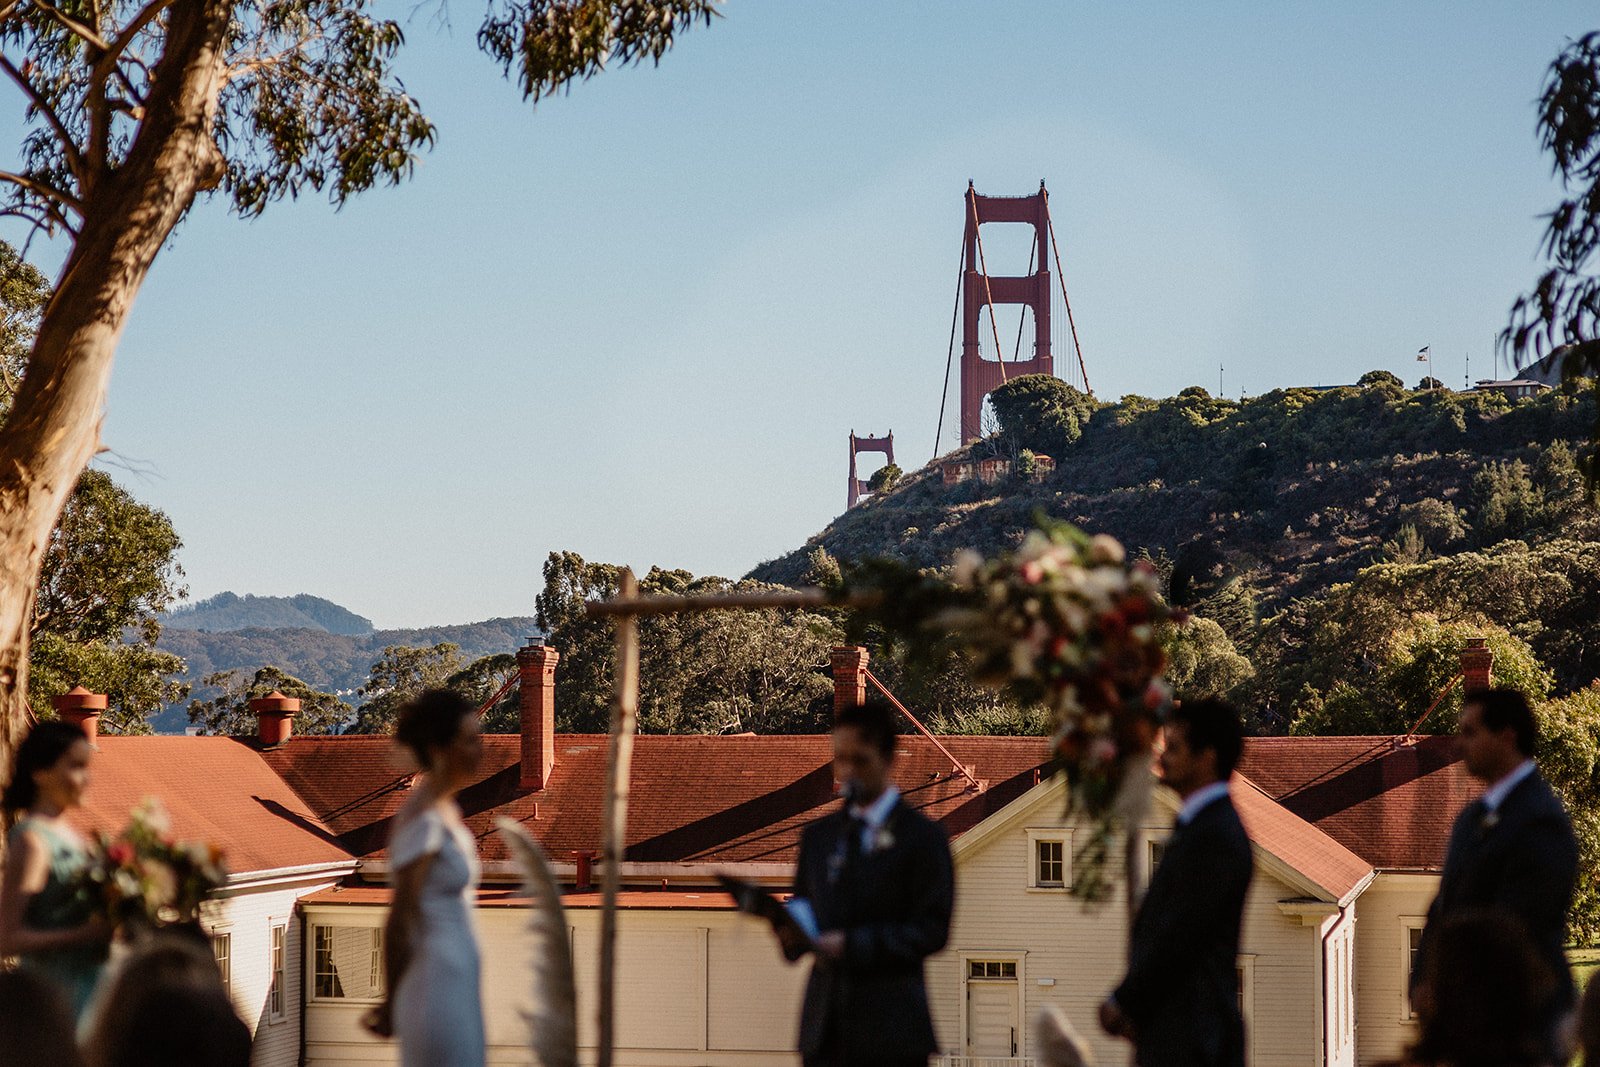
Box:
[1,720,113,1019]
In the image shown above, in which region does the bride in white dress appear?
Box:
[363,690,486,1067]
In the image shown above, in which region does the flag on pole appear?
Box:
[1417,346,1430,361]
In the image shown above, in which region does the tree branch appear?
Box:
[0,55,87,189]
[26,0,111,50]
[0,169,83,216]
[98,0,171,77]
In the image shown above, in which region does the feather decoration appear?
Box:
[1036,1003,1096,1067]
[496,817,578,1067]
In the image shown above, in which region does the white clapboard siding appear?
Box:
[1352,874,1434,1067]
[201,874,345,1067]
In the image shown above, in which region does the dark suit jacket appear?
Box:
[1114,791,1253,1067]
[792,796,954,1065]
[1414,768,1578,1009]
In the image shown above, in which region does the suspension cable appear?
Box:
[968,188,1009,386]
[933,233,965,460]
[1012,237,1037,364]
[1042,188,1091,395]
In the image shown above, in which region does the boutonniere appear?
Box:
[868,826,896,855]
[1481,810,1500,832]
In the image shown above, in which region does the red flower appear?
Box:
[107,842,134,866]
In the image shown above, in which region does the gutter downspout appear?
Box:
[1320,903,1354,1067]
[297,907,309,1067]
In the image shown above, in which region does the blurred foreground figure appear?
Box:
[1385,909,1556,1067]
[82,929,250,1067]
[0,967,85,1067]
[1412,688,1578,1060]
[1099,698,1253,1067]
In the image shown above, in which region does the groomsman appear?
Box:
[789,700,954,1067]
[1412,688,1578,1053]
[1100,698,1254,1067]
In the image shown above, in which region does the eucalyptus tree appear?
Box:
[0,0,718,765]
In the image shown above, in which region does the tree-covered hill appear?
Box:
[753,378,1598,612]
[165,591,375,635]
[156,616,537,694]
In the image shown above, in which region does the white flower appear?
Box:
[1088,534,1126,565]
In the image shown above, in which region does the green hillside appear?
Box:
[751,377,1600,732]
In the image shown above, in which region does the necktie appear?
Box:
[844,814,865,868]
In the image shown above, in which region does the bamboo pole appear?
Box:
[596,568,640,1067]
[584,586,879,620]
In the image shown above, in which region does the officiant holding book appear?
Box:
[785,699,954,1067]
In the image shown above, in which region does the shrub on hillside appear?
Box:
[988,374,1096,457]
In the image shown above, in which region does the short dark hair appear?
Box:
[833,699,898,760]
[394,689,475,767]
[3,720,88,814]
[1464,688,1537,756]
[1169,697,1245,779]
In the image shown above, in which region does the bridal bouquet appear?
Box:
[849,517,1182,899]
[80,798,229,927]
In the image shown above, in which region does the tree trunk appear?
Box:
[0,0,232,775]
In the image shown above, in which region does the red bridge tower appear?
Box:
[960,182,1054,444]
[847,431,894,508]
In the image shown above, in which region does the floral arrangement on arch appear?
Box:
[849,516,1183,900]
[78,797,229,929]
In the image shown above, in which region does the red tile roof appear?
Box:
[1237,735,1477,872]
[260,734,1051,867]
[70,737,355,877]
[1230,776,1372,900]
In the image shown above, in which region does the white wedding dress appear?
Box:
[391,802,486,1067]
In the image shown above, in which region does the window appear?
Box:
[211,932,231,997]
[1402,919,1426,1019]
[267,924,287,1021]
[1036,840,1065,887]
[1149,839,1167,871]
[1024,829,1071,890]
[1236,954,1256,1056]
[968,959,1017,979]
[312,925,385,1001]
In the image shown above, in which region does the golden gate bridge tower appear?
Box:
[848,181,1090,508]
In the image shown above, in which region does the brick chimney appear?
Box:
[516,640,560,791]
[831,646,870,718]
[250,691,299,747]
[1460,637,1494,694]
[54,686,106,745]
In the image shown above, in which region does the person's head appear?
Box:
[1410,909,1555,1067]
[0,968,84,1067]
[832,699,898,804]
[395,689,481,788]
[1457,688,1537,783]
[1158,698,1244,798]
[84,931,250,1067]
[2,719,91,814]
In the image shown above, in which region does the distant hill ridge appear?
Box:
[166,592,374,635]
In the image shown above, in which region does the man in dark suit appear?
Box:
[788,699,954,1067]
[1412,687,1578,1054]
[1099,698,1254,1067]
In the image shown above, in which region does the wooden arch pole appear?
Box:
[586,582,879,1062]
[596,568,640,1067]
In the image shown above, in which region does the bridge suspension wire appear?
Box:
[1043,187,1091,395]
[968,190,1009,388]
[1012,237,1038,365]
[933,234,966,460]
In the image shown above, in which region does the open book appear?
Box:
[716,874,816,962]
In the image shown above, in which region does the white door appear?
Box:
[967,974,1020,1057]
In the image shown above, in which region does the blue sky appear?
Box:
[4,2,1594,627]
